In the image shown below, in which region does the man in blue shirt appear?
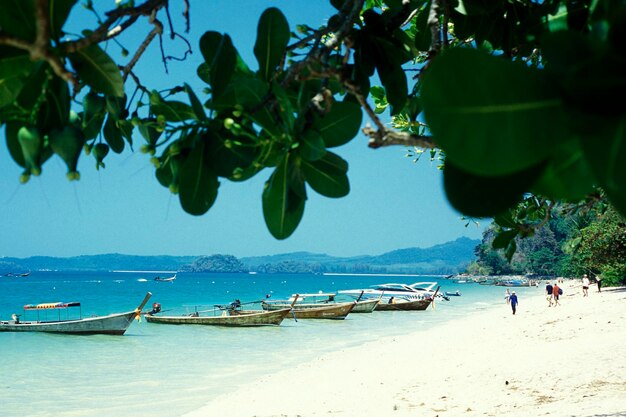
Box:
[510,291,519,315]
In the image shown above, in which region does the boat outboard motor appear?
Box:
[229,299,241,309]
[149,302,161,315]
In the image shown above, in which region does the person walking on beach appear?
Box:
[582,274,590,297]
[552,282,561,306]
[545,282,554,307]
[509,291,519,315]
[505,288,511,304]
[596,274,603,292]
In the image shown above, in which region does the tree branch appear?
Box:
[0,0,79,92]
[387,0,418,31]
[61,0,168,53]
[363,126,436,149]
[122,21,162,81]
[427,0,442,57]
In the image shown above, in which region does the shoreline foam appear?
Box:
[184,281,626,417]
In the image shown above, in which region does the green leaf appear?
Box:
[156,157,175,189]
[150,92,196,122]
[443,160,546,218]
[212,76,279,135]
[81,91,106,140]
[185,83,206,121]
[206,130,257,178]
[532,138,596,201]
[299,129,326,161]
[178,139,219,215]
[414,1,432,51]
[368,37,408,113]
[199,31,237,98]
[301,152,350,198]
[117,119,134,148]
[254,7,290,81]
[197,63,210,85]
[493,211,516,228]
[5,122,25,167]
[69,45,124,97]
[262,153,305,239]
[103,114,125,153]
[0,0,36,41]
[271,82,296,131]
[0,47,34,79]
[105,94,126,120]
[49,125,85,176]
[581,116,626,216]
[18,125,44,175]
[137,120,162,145]
[50,0,77,40]
[38,74,70,132]
[313,101,362,148]
[422,48,569,176]
[492,229,518,250]
[547,3,569,32]
[504,239,517,262]
[0,76,23,108]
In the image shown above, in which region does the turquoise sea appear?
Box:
[0,271,542,417]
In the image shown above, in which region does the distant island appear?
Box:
[0,237,479,275]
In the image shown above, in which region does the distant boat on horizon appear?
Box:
[154,274,177,282]
[3,271,31,277]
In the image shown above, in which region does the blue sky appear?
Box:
[0,1,485,259]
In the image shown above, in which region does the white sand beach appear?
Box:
[185,282,626,417]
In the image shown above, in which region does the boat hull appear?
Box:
[145,308,292,326]
[374,299,432,311]
[0,311,138,335]
[351,299,379,313]
[262,302,355,319]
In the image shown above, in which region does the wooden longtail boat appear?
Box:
[145,308,292,327]
[0,293,152,335]
[263,292,377,314]
[374,298,432,311]
[262,299,356,320]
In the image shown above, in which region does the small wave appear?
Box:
[114,280,125,283]
[137,278,148,282]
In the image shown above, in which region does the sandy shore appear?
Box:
[184,282,626,417]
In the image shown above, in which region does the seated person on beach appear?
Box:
[388,297,395,304]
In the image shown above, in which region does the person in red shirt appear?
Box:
[552,283,561,306]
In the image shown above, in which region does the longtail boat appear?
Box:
[262,295,356,320]
[145,308,292,327]
[154,274,176,282]
[263,292,376,314]
[374,286,439,311]
[0,293,152,335]
[374,298,432,311]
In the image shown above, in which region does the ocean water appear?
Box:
[0,271,542,417]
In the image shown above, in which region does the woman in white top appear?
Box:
[582,274,590,297]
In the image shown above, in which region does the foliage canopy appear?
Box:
[1,0,625,240]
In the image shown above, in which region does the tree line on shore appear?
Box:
[467,204,626,286]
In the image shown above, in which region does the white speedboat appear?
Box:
[338,282,447,302]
